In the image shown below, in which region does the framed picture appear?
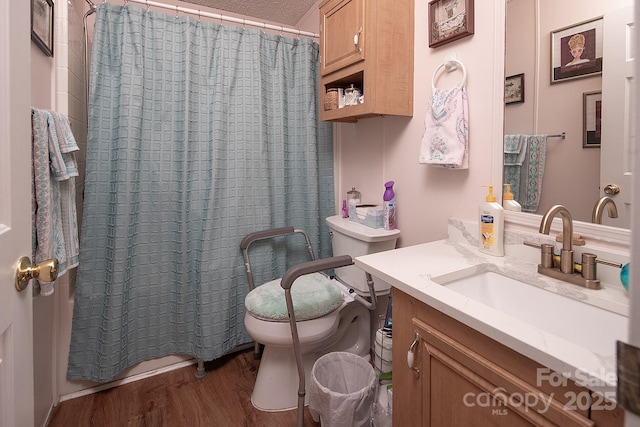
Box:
[505,73,525,104]
[31,0,54,57]
[429,0,474,48]
[551,17,603,84]
[583,91,602,148]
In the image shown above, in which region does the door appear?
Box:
[0,1,35,426]
[600,4,634,228]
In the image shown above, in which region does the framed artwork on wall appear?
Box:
[31,0,54,57]
[428,0,474,48]
[583,91,602,148]
[505,73,524,104]
[551,17,603,84]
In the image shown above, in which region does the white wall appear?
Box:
[335,1,504,247]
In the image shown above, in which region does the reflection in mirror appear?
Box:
[504,0,633,229]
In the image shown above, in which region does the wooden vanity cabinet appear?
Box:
[392,289,624,427]
[318,0,414,122]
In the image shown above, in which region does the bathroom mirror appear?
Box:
[504,0,634,230]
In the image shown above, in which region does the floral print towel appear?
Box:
[419,83,469,169]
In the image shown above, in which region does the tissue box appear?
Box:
[349,204,384,229]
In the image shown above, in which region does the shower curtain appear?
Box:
[67,3,334,382]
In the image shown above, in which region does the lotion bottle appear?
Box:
[479,185,504,256]
[502,184,522,212]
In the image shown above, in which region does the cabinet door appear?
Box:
[413,318,594,427]
[320,0,365,76]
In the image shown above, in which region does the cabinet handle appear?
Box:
[353,27,363,54]
[407,331,419,368]
[407,331,421,378]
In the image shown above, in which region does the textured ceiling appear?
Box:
[177,0,317,26]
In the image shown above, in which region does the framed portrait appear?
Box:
[583,91,602,148]
[505,73,524,104]
[31,0,54,57]
[429,0,474,48]
[551,17,603,84]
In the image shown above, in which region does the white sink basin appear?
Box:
[431,266,628,356]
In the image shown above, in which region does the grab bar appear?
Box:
[281,255,355,427]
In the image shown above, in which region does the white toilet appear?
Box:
[243,215,400,412]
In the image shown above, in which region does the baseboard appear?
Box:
[58,358,198,402]
[57,343,256,403]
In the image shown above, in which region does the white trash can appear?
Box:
[309,352,378,427]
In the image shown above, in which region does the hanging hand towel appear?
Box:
[45,111,80,276]
[419,82,469,169]
[503,134,528,203]
[31,107,80,296]
[46,111,80,180]
[519,135,547,212]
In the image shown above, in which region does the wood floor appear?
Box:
[48,349,321,427]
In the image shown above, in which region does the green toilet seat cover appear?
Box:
[245,272,343,321]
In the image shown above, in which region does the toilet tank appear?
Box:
[325,215,400,295]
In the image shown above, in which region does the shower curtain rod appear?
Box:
[84,0,319,38]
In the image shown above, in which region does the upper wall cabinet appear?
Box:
[319,0,414,122]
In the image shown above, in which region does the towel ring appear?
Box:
[432,58,467,91]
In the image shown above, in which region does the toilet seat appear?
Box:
[245,272,343,321]
[244,308,341,348]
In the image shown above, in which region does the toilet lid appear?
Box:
[245,273,343,322]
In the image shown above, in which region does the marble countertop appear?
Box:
[354,221,630,399]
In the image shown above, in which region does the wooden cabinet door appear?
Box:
[320,0,365,76]
[413,317,594,427]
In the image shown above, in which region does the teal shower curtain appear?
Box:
[67,3,334,382]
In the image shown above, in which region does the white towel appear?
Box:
[31,107,80,296]
[419,83,469,169]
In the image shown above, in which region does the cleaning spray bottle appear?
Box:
[383,181,396,230]
[479,185,504,256]
[503,184,522,212]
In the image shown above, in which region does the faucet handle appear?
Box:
[523,241,556,268]
[540,244,554,268]
[594,257,623,268]
[579,253,623,281]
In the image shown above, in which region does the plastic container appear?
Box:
[309,352,378,427]
[344,84,361,106]
[503,183,522,212]
[479,185,504,257]
[342,199,349,218]
[374,328,392,373]
[383,181,396,230]
[347,187,361,216]
[349,204,384,229]
[621,263,629,290]
[324,88,339,111]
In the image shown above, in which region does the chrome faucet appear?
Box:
[592,196,618,224]
[539,205,574,274]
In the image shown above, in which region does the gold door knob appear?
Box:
[604,184,621,195]
[15,257,58,292]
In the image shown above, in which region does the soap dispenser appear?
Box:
[503,184,522,212]
[479,185,504,256]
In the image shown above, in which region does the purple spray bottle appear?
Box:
[383,181,396,230]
